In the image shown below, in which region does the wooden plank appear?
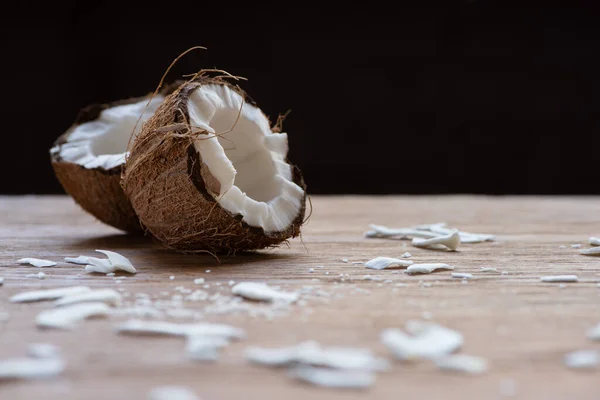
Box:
[1,195,599,399]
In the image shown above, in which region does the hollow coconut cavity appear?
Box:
[122,74,307,253]
[50,92,170,233]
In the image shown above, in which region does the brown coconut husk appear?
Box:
[51,83,182,233]
[122,72,307,254]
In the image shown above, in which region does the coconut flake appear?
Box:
[366,225,440,239]
[148,386,200,400]
[401,252,412,258]
[232,282,298,303]
[540,275,578,283]
[27,343,60,359]
[0,357,65,380]
[405,263,454,275]
[94,250,136,274]
[54,288,122,307]
[288,365,375,389]
[589,237,600,246]
[452,273,474,280]
[435,354,489,374]
[246,341,389,371]
[364,257,413,270]
[36,302,110,329]
[412,230,461,251]
[587,323,600,341]
[17,258,57,268]
[186,336,230,361]
[115,319,245,339]
[580,247,600,256]
[10,286,91,303]
[480,267,499,273]
[64,256,90,265]
[381,320,463,360]
[194,278,205,285]
[564,350,599,369]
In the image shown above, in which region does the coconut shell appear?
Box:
[122,75,307,253]
[51,83,181,233]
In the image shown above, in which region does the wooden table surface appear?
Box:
[1,195,600,399]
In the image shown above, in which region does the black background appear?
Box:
[2,2,599,194]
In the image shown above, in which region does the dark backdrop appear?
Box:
[2,2,599,194]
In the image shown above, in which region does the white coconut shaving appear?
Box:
[587,323,600,341]
[564,350,599,369]
[365,225,440,239]
[36,302,110,329]
[246,341,389,371]
[452,273,474,280]
[188,84,304,232]
[231,282,298,303]
[194,278,205,285]
[0,357,65,380]
[27,343,60,359]
[589,237,600,246]
[54,288,122,307]
[288,365,375,389]
[480,267,499,273]
[148,386,200,400]
[10,286,91,303]
[364,257,413,270]
[381,320,463,361]
[579,247,600,256]
[53,96,164,170]
[412,230,461,251]
[405,263,454,275]
[83,250,136,274]
[540,275,578,283]
[26,272,47,279]
[186,336,230,362]
[435,354,489,374]
[64,256,90,265]
[115,319,245,340]
[401,252,412,258]
[17,258,57,268]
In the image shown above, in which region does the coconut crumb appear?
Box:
[186,336,229,362]
[405,263,454,275]
[342,258,349,263]
[246,341,389,371]
[309,268,315,273]
[17,258,57,268]
[26,272,47,279]
[587,323,600,341]
[10,286,91,303]
[115,319,245,339]
[289,365,375,389]
[228,280,235,286]
[451,273,474,280]
[36,302,110,329]
[381,320,463,360]
[232,282,298,303]
[364,257,413,270]
[205,270,211,273]
[401,252,412,258]
[540,275,578,283]
[589,237,600,246]
[571,244,582,249]
[0,357,65,380]
[480,267,499,273]
[106,272,115,277]
[193,278,205,285]
[435,354,489,374]
[148,386,200,400]
[580,247,600,256]
[0,277,3,285]
[27,343,60,359]
[170,276,175,280]
[54,288,122,307]
[564,350,599,369]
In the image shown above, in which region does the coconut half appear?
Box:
[122,73,306,253]
[50,88,174,233]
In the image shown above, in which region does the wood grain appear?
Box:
[1,195,600,399]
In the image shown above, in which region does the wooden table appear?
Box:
[1,195,599,399]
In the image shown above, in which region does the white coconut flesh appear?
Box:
[52,97,164,170]
[188,84,304,233]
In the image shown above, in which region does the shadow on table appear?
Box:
[68,233,306,272]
